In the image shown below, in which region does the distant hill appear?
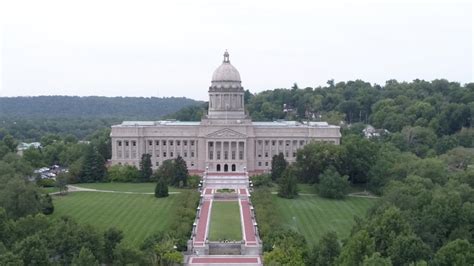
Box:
[0,96,201,120]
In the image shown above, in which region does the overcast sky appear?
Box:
[0,0,472,101]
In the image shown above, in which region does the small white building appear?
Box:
[110,51,341,175]
[17,142,41,156]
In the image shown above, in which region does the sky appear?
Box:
[0,0,472,101]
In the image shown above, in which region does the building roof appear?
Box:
[114,121,201,127]
[114,120,339,128]
[252,121,339,128]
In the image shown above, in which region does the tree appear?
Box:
[337,230,375,266]
[308,231,341,266]
[155,177,169,198]
[41,194,54,215]
[14,234,49,265]
[277,168,298,199]
[55,173,69,195]
[174,156,188,187]
[362,252,392,266]
[387,234,431,265]
[318,167,349,199]
[434,239,474,266]
[139,153,153,182]
[271,153,287,181]
[79,145,106,182]
[341,135,378,184]
[71,247,99,266]
[104,228,123,263]
[296,142,345,183]
[2,134,18,152]
[0,177,43,218]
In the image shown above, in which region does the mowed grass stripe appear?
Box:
[52,192,181,247]
[274,195,377,246]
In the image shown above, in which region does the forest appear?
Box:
[0,96,200,140]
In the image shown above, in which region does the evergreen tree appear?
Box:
[277,168,298,199]
[174,156,188,187]
[71,247,99,266]
[41,194,54,215]
[139,153,153,182]
[271,153,287,181]
[155,177,169,198]
[80,145,106,182]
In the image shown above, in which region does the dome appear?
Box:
[211,51,241,82]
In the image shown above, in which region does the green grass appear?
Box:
[208,201,242,241]
[275,195,376,246]
[40,187,59,194]
[74,182,187,193]
[51,192,179,247]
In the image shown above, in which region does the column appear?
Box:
[213,141,216,162]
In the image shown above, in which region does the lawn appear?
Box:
[51,192,179,247]
[208,201,242,241]
[275,195,376,246]
[74,182,187,193]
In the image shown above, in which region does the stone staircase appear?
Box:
[203,173,249,189]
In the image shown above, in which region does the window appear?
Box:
[300,140,305,146]
[258,154,262,158]
[209,151,213,160]
[177,140,180,146]
[156,140,160,145]
[265,162,269,166]
[279,140,283,146]
[191,140,195,146]
[285,151,289,157]
[148,140,152,146]
[265,140,269,146]
[217,151,221,160]
[169,140,173,146]
[132,141,136,147]
[162,140,166,146]
[258,162,262,166]
[156,162,159,166]
[184,151,188,157]
[163,152,167,157]
[224,151,228,160]
[191,152,195,157]
[239,151,243,160]
[191,162,195,167]
[156,153,159,157]
[286,141,290,146]
[293,152,296,157]
[272,140,276,146]
[209,142,213,147]
[118,141,122,146]
[265,152,268,158]
[231,151,235,160]
[170,152,174,157]
[258,140,262,145]
[184,140,188,146]
[125,141,129,146]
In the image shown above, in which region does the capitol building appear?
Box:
[110,51,341,175]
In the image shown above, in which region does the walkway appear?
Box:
[52,185,180,195]
[186,172,262,265]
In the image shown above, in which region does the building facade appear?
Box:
[110,51,341,174]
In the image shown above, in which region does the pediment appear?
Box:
[207,128,246,139]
